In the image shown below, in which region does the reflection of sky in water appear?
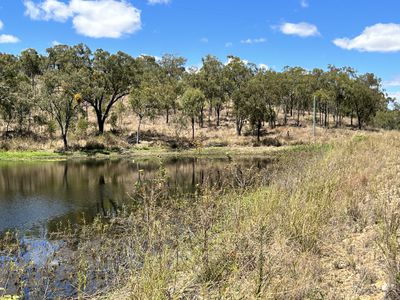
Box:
[0,196,73,233]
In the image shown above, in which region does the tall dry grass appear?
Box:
[100,132,400,299]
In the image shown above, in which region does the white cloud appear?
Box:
[333,23,400,53]
[258,63,269,70]
[147,0,171,4]
[24,0,72,22]
[225,42,233,47]
[240,37,266,44]
[300,0,309,8]
[0,34,20,43]
[278,22,319,37]
[384,76,400,87]
[24,0,141,38]
[52,40,61,46]
[0,20,20,43]
[200,37,208,43]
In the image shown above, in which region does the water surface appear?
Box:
[0,157,270,235]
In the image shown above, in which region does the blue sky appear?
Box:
[1,0,400,99]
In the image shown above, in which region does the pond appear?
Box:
[0,156,272,236]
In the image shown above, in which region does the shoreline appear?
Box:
[0,143,323,162]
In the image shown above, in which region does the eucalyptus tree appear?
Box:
[19,49,43,131]
[183,69,207,128]
[199,55,225,126]
[223,56,253,135]
[326,66,354,127]
[0,54,20,134]
[20,48,42,91]
[242,70,277,141]
[348,73,386,129]
[181,88,206,140]
[130,55,162,144]
[80,49,138,134]
[39,45,85,149]
[159,54,186,122]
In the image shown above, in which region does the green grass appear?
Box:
[0,151,63,161]
[0,144,310,161]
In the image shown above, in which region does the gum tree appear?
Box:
[181,88,205,140]
[81,49,137,134]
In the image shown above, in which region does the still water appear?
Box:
[0,157,271,235]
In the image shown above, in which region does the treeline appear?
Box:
[0,44,392,149]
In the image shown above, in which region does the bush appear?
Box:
[0,140,11,150]
[261,137,282,147]
[83,140,105,151]
[373,110,400,130]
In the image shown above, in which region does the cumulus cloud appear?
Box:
[24,0,72,22]
[225,42,233,47]
[24,0,142,38]
[0,19,20,43]
[0,34,20,43]
[258,63,269,70]
[278,22,319,37]
[240,37,266,44]
[147,0,171,4]
[333,23,400,52]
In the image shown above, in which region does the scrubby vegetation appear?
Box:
[0,45,394,153]
[1,131,400,299]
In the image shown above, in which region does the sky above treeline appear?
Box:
[1,0,400,100]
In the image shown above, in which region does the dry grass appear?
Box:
[99,131,400,299]
[0,106,367,153]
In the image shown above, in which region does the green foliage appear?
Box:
[373,109,400,130]
[46,120,57,137]
[181,88,206,140]
[76,118,89,138]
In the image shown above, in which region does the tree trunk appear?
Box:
[136,116,142,144]
[200,108,204,128]
[191,117,195,140]
[284,104,288,125]
[208,106,212,126]
[236,118,243,136]
[96,110,105,134]
[166,109,169,124]
[257,120,262,142]
[216,107,221,127]
[62,133,68,150]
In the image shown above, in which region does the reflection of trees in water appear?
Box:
[0,157,272,232]
[97,175,118,218]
